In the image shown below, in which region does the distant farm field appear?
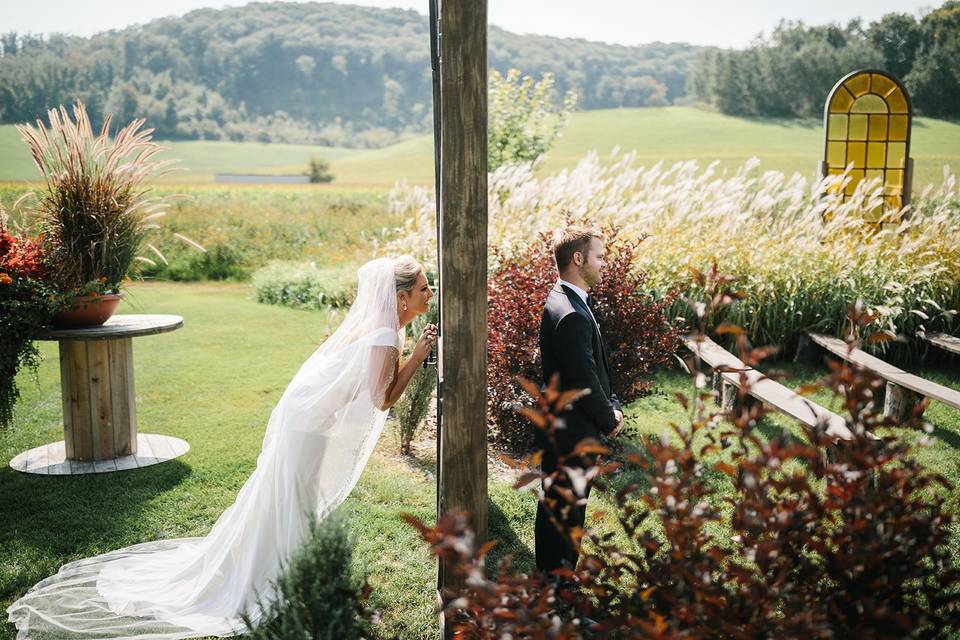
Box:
[1,107,958,188]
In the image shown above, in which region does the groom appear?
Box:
[535,225,623,574]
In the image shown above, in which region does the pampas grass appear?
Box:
[16,101,180,292]
[385,153,960,352]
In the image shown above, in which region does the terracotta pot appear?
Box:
[52,293,123,328]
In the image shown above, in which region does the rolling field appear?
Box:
[2,107,958,188]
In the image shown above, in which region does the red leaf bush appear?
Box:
[411,267,960,638]
[0,224,61,428]
[486,225,680,452]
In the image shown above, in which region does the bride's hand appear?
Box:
[412,324,438,363]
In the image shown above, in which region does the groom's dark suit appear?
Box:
[535,281,621,573]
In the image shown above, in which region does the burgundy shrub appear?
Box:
[486,225,681,452]
[408,266,960,639]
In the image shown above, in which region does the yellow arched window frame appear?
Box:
[822,69,913,224]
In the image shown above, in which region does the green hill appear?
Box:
[2,107,957,189]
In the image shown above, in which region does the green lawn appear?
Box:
[2,282,960,639]
[2,107,958,188]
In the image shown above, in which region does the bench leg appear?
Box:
[712,371,724,396]
[793,334,819,366]
[721,379,738,411]
[883,382,924,423]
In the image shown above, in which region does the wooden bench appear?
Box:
[807,332,960,421]
[923,332,960,357]
[683,335,856,442]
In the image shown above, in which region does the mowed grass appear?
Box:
[1,107,957,188]
[3,282,960,639]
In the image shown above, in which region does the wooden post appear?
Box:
[437,0,488,594]
[884,381,923,422]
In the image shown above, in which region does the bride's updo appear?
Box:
[394,255,423,293]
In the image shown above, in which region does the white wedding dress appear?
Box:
[7,258,404,639]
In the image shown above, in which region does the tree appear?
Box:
[305,157,334,183]
[487,69,577,171]
[868,13,921,80]
[905,1,960,117]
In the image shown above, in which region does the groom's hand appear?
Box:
[610,410,624,437]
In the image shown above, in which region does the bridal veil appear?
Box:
[7,257,403,639]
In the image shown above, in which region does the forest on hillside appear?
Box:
[691,1,960,118]
[2,1,955,148]
[0,2,700,147]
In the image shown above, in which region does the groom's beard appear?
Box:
[579,265,601,289]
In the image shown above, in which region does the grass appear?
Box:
[2,282,960,639]
[0,183,400,283]
[1,107,958,188]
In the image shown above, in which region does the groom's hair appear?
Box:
[552,225,604,272]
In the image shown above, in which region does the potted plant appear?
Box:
[16,102,176,328]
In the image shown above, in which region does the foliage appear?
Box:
[0,217,62,429]
[72,186,395,282]
[486,227,680,452]
[903,2,960,118]
[692,2,960,119]
[392,304,439,455]
[251,261,356,310]
[240,514,374,640]
[488,69,576,171]
[388,153,960,358]
[16,102,180,294]
[0,4,700,145]
[305,158,334,184]
[408,267,960,638]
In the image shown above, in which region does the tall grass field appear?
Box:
[1,107,958,188]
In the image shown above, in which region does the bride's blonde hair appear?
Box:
[394,255,423,293]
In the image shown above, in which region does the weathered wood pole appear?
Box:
[437,0,488,591]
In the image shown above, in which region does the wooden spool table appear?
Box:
[9,314,190,475]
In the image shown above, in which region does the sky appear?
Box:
[0,0,938,49]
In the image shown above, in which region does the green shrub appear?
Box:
[251,261,356,310]
[305,158,334,184]
[392,304,438,454]
[241,514,373,640]
[152,243,249,281]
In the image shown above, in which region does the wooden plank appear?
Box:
[45,441,72,475]
[59,340,86,459]
[146,433,175,461]
[437,0,489,591]
[136,433,159,465]
[684,335,753,372]
[70,459,95,474]
[168,436,190,458]
[35,314,183,342]
[925,332,960,356]
[108,338,136,456]
[93,458,118,473]
[114,452,140,471]
[88,340,113,460]
[29,443,51,474]
[808,332,960,410]
[685,336,855,441]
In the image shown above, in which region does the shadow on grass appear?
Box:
[932,424,960,450]
[486,498,535,575]
[0,460,191,600]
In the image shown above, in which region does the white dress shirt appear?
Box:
[558,279,600,331]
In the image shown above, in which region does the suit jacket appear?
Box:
[538,282,621,464]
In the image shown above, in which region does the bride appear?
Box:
[7,255,437,639]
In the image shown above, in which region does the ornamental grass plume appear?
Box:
[386,154,960,355]
[16,101,180,293]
